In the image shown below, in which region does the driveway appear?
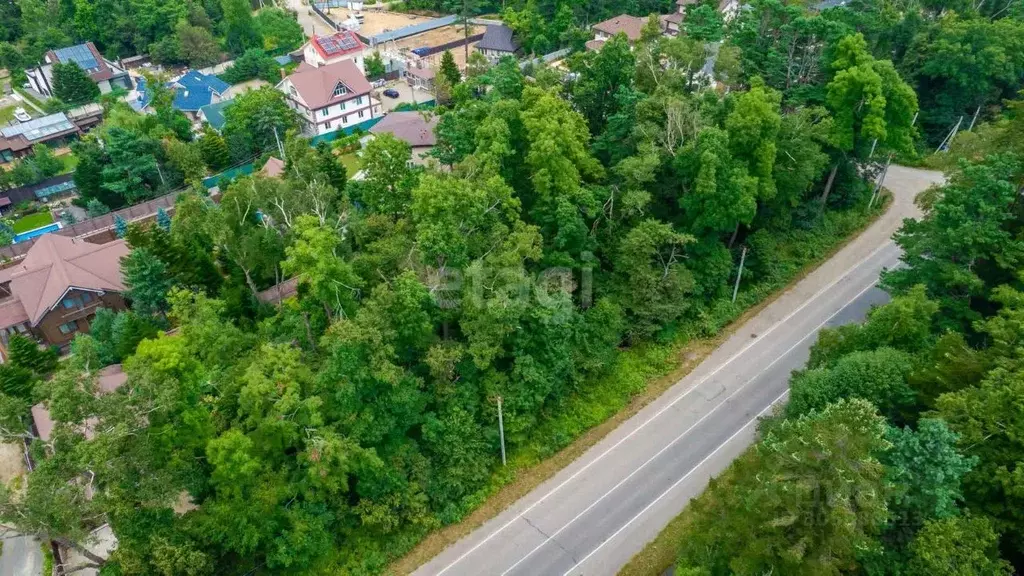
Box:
[375,80,430,112]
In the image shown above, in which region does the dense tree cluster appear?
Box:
[0,0,303,75]
[672,107,1024,574]
[0,18,916,571]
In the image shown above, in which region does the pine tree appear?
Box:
[114,215,128,238]
[156,208,171,232]
[439,50,462,87]
[51,61,100,105]
[198,127,230,172]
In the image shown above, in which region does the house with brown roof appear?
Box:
[25,42,131,99]
[302,31,367,71]
[0,235,130,354]
[368,111,438,165]
[277,60,382,137]
[588,14,650,51]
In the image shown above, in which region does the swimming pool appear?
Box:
[13,222,62,244]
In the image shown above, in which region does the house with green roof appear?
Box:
[198,99,234,132]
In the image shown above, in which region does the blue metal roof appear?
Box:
[274,54,294,66]
[176,70,231,95]
[52,44,99,71]
[370,15,458,45]
[172,87,214,111]
[131,77,152,111]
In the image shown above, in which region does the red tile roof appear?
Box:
[370,111,438,147]
[0,235,129,328]
[283,59,372,110]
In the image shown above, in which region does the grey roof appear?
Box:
[371,15,458,44]
[814,0,850,9]
[477,24,519,53]
[1,113,75,141]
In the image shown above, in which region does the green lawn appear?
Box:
[57,153,78,174]
[338,153,361,174]
[0,105,15,124]
[12,212,54,234]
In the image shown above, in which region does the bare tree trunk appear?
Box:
[728,221,741,249]
[53,536,107,567]
[302,312,315,350]
[819,163,839,212]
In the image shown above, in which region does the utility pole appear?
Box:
[936,115,963,153]
[968,104,982,132]
[463,0,470,65]
[497,396,506,466]
[273,126,285,159]
[732,246,747,304]
[869,154,892,210]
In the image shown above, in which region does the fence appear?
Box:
[419,33,485,57]
[0,190,181,261]
[369,15,459,46]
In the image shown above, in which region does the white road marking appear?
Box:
[559,279,883,576]
[432,241,894,576]
[561,388,791,576]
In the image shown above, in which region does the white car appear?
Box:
[13,107,30,122]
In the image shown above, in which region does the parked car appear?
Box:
[13,107,30,122]
[371,79,387,88]
[383,88,400,98]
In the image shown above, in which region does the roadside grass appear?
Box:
[12,212,55,234]
[387,195,890,576]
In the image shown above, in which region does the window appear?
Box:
[81,293,92,303]
[321,107,330,117]
[325,120,332,129]
[332,83,348,98]
[358,110,365,119]
[289,86,297,97]
[356,96,363,105]
[62,298,76,309]
[342,115,349,124]
[58,321,78,335]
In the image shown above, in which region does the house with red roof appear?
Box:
[277,59,382,137]
[302,31,367,72]
[0,235,130,353]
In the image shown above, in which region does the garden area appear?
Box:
[12,211,54,234]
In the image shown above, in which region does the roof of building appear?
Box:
[171,70,230,111]
[813,0,850,9]
[370,111,438,148]
[45,42,123,83]
[130,77,152,111]
[283,59,372,110]
[664,11,685,24]
[310,31,366,60]
[406,66,436,80]
[257,276,299,305]
[0,235,129,327]
[32,363,126,442]
[1,113,76,142]
[592,14,647,42]
[371,14,459,45]
[585,39,606,51]
[199,99,234,131]
[476,24,520,53]
[261,157,286,178]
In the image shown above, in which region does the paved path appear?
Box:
[0,534,43,576]
[412,166,945,576]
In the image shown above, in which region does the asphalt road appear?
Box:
[0,534,43,576]
[412,166,945,576]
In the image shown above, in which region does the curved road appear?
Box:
[412,166,945,576]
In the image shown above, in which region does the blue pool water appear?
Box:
[13,222,62,244]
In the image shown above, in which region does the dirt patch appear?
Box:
[391,25,485,69]
[322,8,428,38]
[0,442,26,485]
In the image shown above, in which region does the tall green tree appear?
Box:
[51,61,100,105]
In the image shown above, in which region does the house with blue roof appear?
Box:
[169,71,231,118]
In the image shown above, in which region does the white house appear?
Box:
[302,30,367,71]
[25,42,131,98]
[278,60,382,137]
[475,25,521,63]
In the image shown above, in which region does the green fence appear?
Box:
[202,162,254,189]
